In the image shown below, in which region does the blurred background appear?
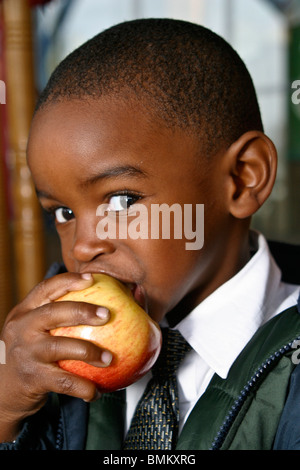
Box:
[0,0,299,328]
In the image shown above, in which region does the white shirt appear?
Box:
[125,231,300,433]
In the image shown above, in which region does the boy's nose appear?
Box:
[71,222,116,263]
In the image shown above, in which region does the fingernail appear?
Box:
[84,389,102,403]
[81,273,93,280]
[101,350,113,366]
[96,307,109,319]
[94,389,102,401]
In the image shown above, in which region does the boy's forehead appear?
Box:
[30,97,162,154]
[28,97,203,176]
[28,98,197,165]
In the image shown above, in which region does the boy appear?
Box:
[0,18,299,450]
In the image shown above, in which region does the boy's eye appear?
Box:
[54,207,74,224]
[107,194,140,212]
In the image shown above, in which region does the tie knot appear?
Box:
[152,328,191,378]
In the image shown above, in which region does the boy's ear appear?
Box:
[225,130,277,219]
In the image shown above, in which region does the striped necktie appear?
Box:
[123,328,191,450]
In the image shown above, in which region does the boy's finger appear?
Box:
[40,367,102,402]
[33,300,110,330]
[36,335,113,367]
[20,272,95,311]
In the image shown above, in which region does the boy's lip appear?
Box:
[129,283,147,312]
[80,269,147,312]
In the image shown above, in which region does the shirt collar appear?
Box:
[174,231,284,379]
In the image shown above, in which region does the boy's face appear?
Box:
[27,96,236,323]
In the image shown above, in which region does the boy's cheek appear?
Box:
[58,226,203,319]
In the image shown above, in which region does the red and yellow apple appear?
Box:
[50,274,162,392]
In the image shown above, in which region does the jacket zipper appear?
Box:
[55,407,64,450]
[210,336,300,450]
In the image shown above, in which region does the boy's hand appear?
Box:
[0,273,111,442]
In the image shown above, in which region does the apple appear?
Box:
[50,273,162,392]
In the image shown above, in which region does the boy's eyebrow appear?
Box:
[81,164,150,188]
[35,164,149,200]
[35,188,56,200]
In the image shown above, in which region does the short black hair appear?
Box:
[36,18,263,156]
